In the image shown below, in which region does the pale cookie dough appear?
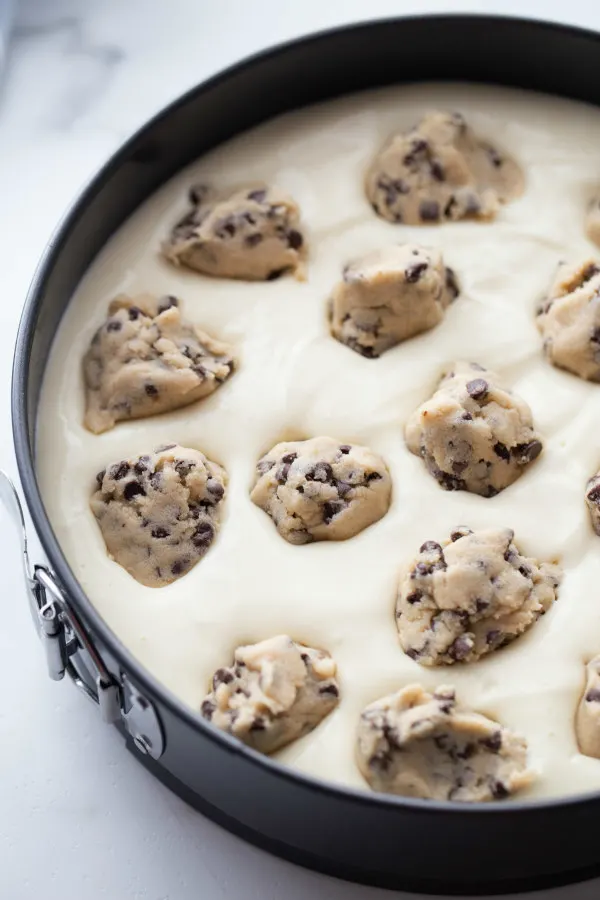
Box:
[576,656,600,758]
[328,244,459,358]
[405,361,543,497]
[585,196,600,248]
[356,684,532,801]
[366,110,523,225]
[250,436,392,544]
[536,259,600,382]
[83,294,235,434]
[585,472,600,535]
[163,183,305,281]
[200,635,339,753]
[395,527,561,666]
[91,443,226,587]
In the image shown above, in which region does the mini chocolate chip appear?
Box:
[134,456,150,476]
[419,200,440,222]
[430,160,445,181]
[513,440,543,464]
[586,688,600,703]
[486,629,501,645]
[213,668,234,689]
[250,717,266,732]
[128,306,143,320]
[337,481,352,498]
[106,319,122,332]
[445,267,460,299]
[281,452,297,464]
[95,469,106,487]
[339,444,351,454]
[482,731,503,752]
[297,485,304,494]
[488,147,503,168]
[319,683,339,697]
[287,229,303,250]
[323,500,345,524]
[403,138,428,165]
[123,481,146,501]
[475,599,489,613]
[247,188,267,202]
[405,261,428,283]
[110,462,130,480]
[444,195,457,218]
[493,442,510,461]
[456,742,475,760]
[175,460,194,477]
[157,296,178,314]
[581,263,599,284]
[277,463,291,484]
[311,461,334,483]
[405,648,421,660]
[420,540,443,554]
[188,184,208,205]
[466,378,488,400]
[366,471,382,482]
[492,781,509,800]
[518,564,532,578]
[266,267,287,281]
[437,471,466,492]
[591,327,600,344]
[414,562,432,577]
[486,485,499,498]
[216,217,236,237]
[257,459,275,475]
[587,484,600,504]
[207,479,225,500]
[449,635,472,661]
[201,699,215,719]
[192,522,214,548]
[245,233,263,247]
[145,383,159,396]
[450,526,472,542]
[300,653,310,663]
[406,591,422,604]
[171,558,189,576]
[151,526,169,539]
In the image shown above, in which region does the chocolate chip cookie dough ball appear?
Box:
[328,244,459,358]
[396,527,561,666]
[91,443,226,587]
[163,183,305,281]
[83,294,235,434]
[537,259,600,381]
[201,635,339,754]
[585,472,600,535]
[366,111,523,225]
[576,657,600,759]
[405,361,543,497]
[250,437,391,545]
[356,684,533,801]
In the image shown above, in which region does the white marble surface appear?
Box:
[4,1,600,898]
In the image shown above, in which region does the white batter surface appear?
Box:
[37,83,600,800]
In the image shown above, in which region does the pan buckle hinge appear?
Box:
[0,472,165,760]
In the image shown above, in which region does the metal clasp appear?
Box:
[0,471,164,759]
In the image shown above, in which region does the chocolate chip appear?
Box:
[151,527,169,540]
[405,648,421,660]
[106,319,122,332]
[492,781,509,800]
[171,558,189,576]
[110,461,130,480]
[123,481,146,501]
[339,444,351,454]
[337,481,352,498]
[276,463,292,484]
[466,378,488,400]
[128,306,143,320]
[482,731,502,752]
[266,267,287,281]
[188,184,208,205]
[513,440,542,464]
[175,460,194,478]
[419,540,443,554]
[493,442,510,462]
[245,233,263,247]
[133,457,150,477]
[419,200,440,222]
[430,160,445,181]
[449,635,473,661]
[247,188,267,203]
[366,471,382,482]
[96,469,106,487]
[445,267,459,299]
[450,526,472,542]
[488,147,503,168]
[587,484,600,504]
[192,522,214,548]
[486,629,501,645]
[207,479,225,500]
[444,195,457,218]
[323,500,345,524]
[257,459,274,475]
[250,717,266,732]
[319,683,339,697]
[414,562,432,577]
[581,263,600,284]
[405,262,428,283]
[201,699,215,720]
[437,471,466,492]
[281,452,297,464]
[586,688,600,702]
[403,138,428,166]
[475,599,489,613]
[406,591,422,604]
[212,667,234,689]
[287,230,303,250]
[157,296,178,314]
[311,461,334,483]
[591,327,600,345]
[145,384,159,397]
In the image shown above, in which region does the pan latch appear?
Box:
[0,471,165,760]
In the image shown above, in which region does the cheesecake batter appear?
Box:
[36,82,600,800]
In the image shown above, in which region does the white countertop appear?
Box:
[3,1,600,898]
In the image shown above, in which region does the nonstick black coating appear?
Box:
[13,15,600,894]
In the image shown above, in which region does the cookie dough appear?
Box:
[396,527,561,666]
[328,244,459,358]
[576,657,600,759]
[405,361,543,497]
[91,443,226,587]
[163,183,305,281]
[250,436,392,544]
[83,294,235,434]
[366,110,523,225]
[536,259,600,382]
[356,684,532,801]
[585,196,600,248]
[200,635,339,753]
[585,472,600,535]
